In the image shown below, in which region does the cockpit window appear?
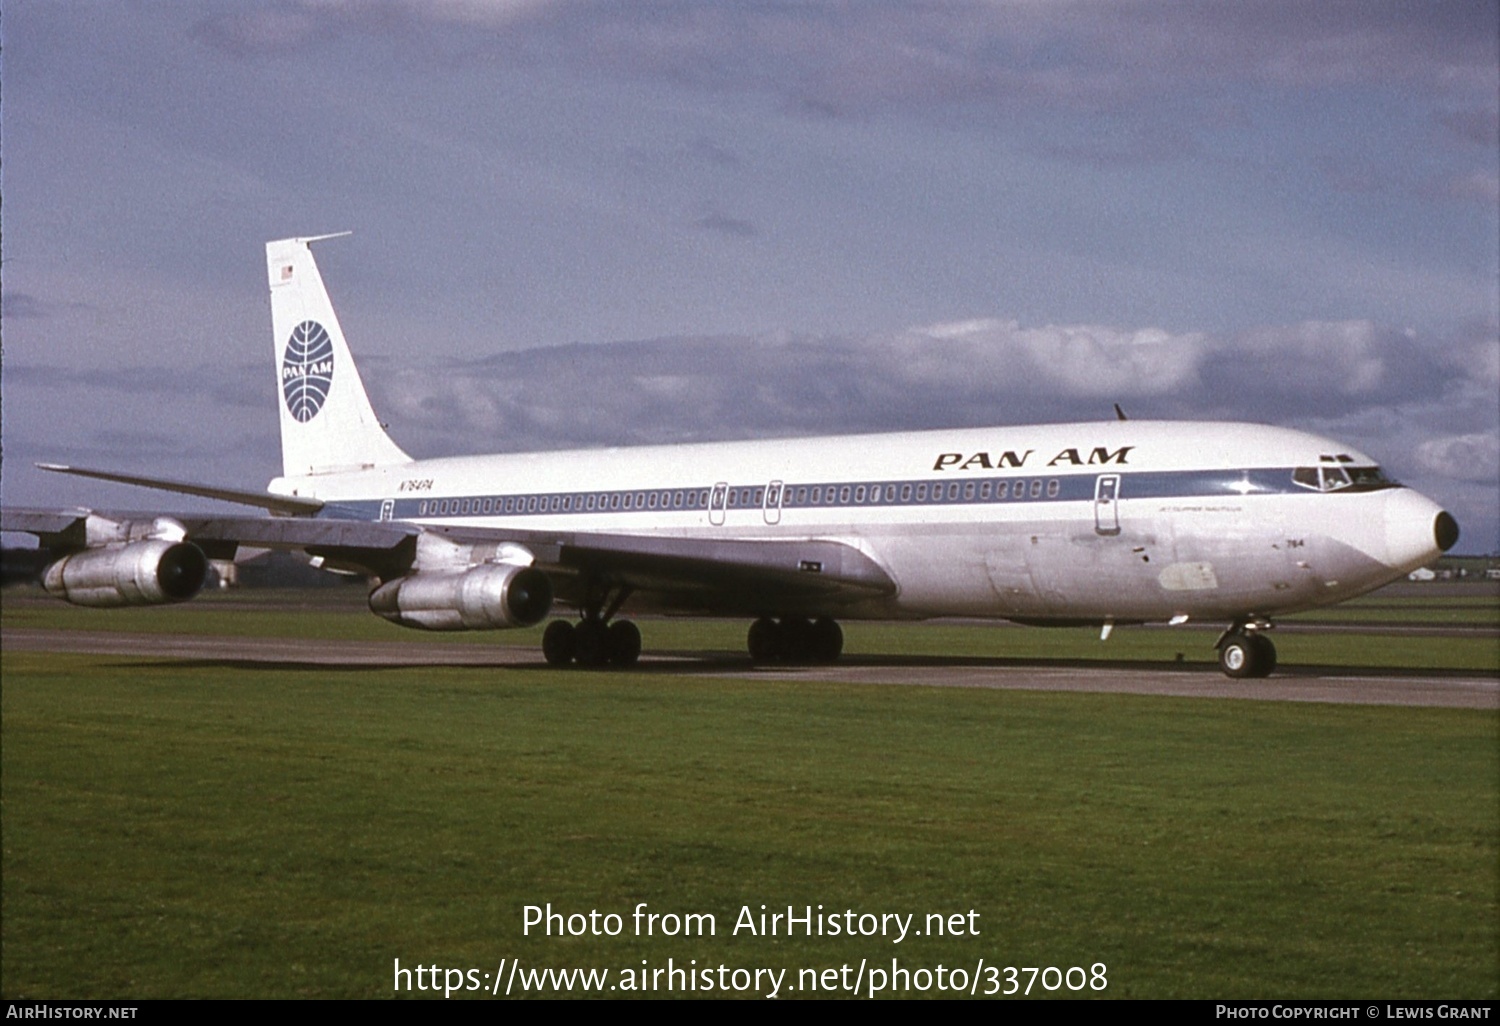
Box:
[1292,465,1395,492]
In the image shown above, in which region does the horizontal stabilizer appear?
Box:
[36,464,324,515]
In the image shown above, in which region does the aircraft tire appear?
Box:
[574,619,610,668]
[1248,633,1277,677]
[782,618,815,662]
[542,620,576,666]
[1219,632,1275,678]
[810,617,843,662]
[607,619,642,667]
[747,617,781,663]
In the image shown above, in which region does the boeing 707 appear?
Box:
[1,235,1460,678]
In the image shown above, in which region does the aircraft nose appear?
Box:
[1434,510,1460,552]
[1383,488,1457,571]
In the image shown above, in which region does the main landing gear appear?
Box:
[542,581,641,668]
[541,610,848,669]
[542,616,642,668]
[1217,622,1277,679]
[747,616,844,664]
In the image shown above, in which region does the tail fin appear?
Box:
[266,234,410,477]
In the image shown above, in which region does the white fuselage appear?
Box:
[270,420,1449,625]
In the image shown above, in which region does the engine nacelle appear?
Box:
[368,563,553,631]
[43,540,209,607]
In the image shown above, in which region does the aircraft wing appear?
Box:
[432,523,897,615]
[3,507,895,615]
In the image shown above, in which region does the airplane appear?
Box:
[1,235,1461,679]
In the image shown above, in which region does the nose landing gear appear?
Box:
[1217,622,1277,679]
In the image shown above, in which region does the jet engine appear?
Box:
[368,563,553,630]
[43,539,209,607]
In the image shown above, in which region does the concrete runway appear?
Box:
[5,626,1495,710]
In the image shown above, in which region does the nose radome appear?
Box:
[1383,488,1454,572]
[1434,510,1460,552]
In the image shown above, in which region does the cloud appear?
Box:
[6,362,274,411]
[365,316,1471,457]
[1,292,92,320]
[1416,432,1500,483]
[1441,170,1500,207]
[691,210,758,238]
[193,2,1499,112]
[1438,107,1500,148]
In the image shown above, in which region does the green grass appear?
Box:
[2,642,1496,999]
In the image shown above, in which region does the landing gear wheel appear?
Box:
[1248,633,1277,677]
[747,616,843,664]
[574,619,610,668]
[1218,632,1276,679]
[607,619,642,667]
[809,617,843,663]
[542,620,576,667]
[747,617,781,663]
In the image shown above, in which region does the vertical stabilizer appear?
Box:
[267,235,411,476]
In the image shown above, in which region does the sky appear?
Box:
[3,0,1498,551]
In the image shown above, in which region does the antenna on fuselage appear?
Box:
[1114,403,1128,421]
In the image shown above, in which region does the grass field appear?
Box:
[2,589,1497,999]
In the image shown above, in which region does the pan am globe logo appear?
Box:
[281,320,335,423]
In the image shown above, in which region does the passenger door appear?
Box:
[1094,475,1121,536]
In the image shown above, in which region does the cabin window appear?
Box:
[916,483,927,501]
[963,482,975,501]
[946,483,958,501]
[1047,479,1060,498]
[855,485,866,503]
[1030,480,1043,499]
[901,484,912,502]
